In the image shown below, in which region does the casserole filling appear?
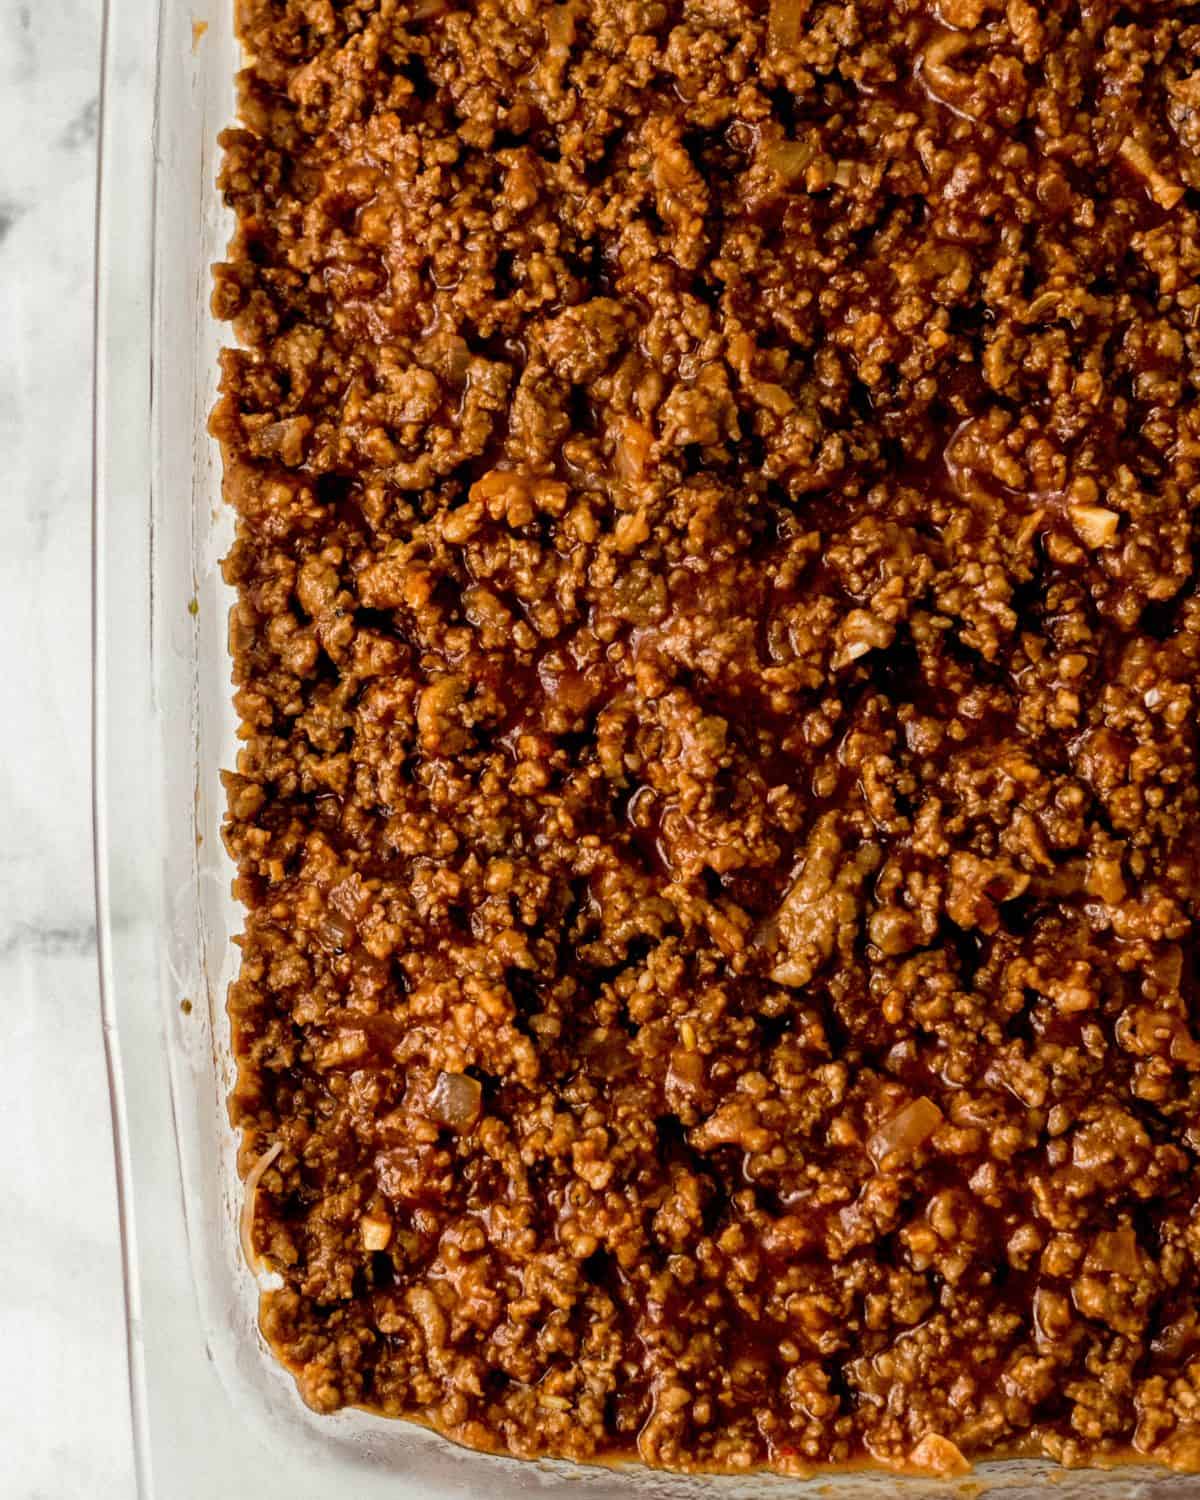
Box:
[213,0,1200,1473]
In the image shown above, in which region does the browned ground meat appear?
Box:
[211,0,1200,1476]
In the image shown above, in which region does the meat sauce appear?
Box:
[213,0,1200,1475]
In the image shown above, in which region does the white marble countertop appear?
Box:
[2,5,1197,1499]
[1,0,135,1493]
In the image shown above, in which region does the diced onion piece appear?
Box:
[1069,503,1119,549]
[766,140,816,184]
[667,1047,705,1092]
[1117,136,1185,210]
[868,1096,943,1167]
[615,417,653,483]
[443,335,473,382]
[768,0,808,53]
[754,382,794,416]
[240,1140,283,1272]
[831,608,895,670]
[544,3,576,48]
[319,911,356,951]
[1086,1226,1140,1275]
[908,1433,970,1476]
[429,1070,483,1132]
[361,1214,393,1252]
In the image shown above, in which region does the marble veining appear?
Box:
[0,0,135,1494]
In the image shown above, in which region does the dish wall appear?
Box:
[93,2,1188,1495]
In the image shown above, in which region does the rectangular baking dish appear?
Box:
[92,2,1190,1495]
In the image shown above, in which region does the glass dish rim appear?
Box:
[89,2,1196,1495]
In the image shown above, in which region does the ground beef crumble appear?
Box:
[212,0,1200,1475]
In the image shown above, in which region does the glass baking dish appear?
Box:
[91,1,1190,1495]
